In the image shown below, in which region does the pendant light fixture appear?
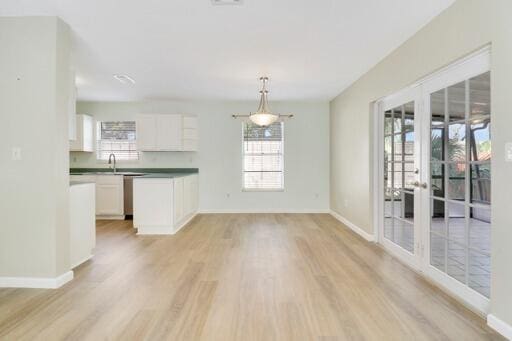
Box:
[233,77,293,126]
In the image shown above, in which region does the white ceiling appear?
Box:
[0,0,454,101]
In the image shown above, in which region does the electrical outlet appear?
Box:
[11,147,21,161]
[226,193,230,198]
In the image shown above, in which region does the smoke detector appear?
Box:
[211,0,243,5]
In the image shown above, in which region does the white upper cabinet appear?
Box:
[70,114,94,152]
[136,115,158,151]
[136,114,198,152]
[157,114,183,151]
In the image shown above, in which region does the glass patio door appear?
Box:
[381,88,422,269]
[378,47,491,313]
[422,55,491,312]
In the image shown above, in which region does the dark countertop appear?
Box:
[70,180,96,186]
[70,168,198,179]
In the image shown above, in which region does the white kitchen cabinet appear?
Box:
[173,177,184,223]
[133,174,198,235]
[136,115,157,151]
[184,174,198,216]
[136,114,198,152]
[157,114,183,151]
[70,114,94,152]
[95,175,124,219]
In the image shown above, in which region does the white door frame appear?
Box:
[373,45,491,314]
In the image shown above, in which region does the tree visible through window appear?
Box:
[243,122,284,190]
[96,121,139,161]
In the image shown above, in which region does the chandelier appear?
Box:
[233,77,293,126]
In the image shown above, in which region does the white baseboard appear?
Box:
[174,213,197,233]
[0,270,73,289]
[136,213,198,235]
[488,314,512,340]
[70,254,93,269]
[330,210,375,242]
[198,208,330,214]
[136,225,174,235]
[96,215,125,220]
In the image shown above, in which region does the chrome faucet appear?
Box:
[108,153,117,173]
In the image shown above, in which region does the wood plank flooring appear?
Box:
[0,214,504,340]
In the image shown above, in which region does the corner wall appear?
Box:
[0,17,72,280]
[329,0,512,332]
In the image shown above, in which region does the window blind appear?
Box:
[243,122,284,190]
[96,121,139,161]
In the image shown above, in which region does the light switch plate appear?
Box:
[506,143,512,162]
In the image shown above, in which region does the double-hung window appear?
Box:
[242,122,284,190]
[96,121,139,161]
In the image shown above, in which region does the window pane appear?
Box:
[393,133,403,161]
[469,71,490,119]
[448,81,466,122]
[384,110,393,135]
[469,250,490,298]
[384,136,392,163]
[393,107,402,134]
[243,122,283,190]
[403,101,414,133]
[404,132,414,162]
[471,163,491,205]
[400,191,414,223]
[447,202,465,245]
[431,89,445,125]
[470,119,491,161]
[244,172,283,190]
[431,128,444,161]
[447,240,466,284]
[469,207,491,254]
[97,121,138,161]
[431,198,446,235]
[431,163,445,198]
[384,162,392,189]
[448,123,466,162]
[384,187,393,218]
[392,218,414,253]
[431,233,446,272]
[448,163,465,201]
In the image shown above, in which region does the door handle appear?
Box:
[410,181,428,189]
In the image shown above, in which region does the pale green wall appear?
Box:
[73,100,330,212]
[0,17,72,278]
[330,0,512,327]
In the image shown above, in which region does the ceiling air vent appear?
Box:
[211,0,243,5]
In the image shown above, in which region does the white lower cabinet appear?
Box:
[133,174,198,235]
[183,174,198,216]
[95,175,124,218]
[70,174,124,219]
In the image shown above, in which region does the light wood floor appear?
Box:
[0,214,503,340]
